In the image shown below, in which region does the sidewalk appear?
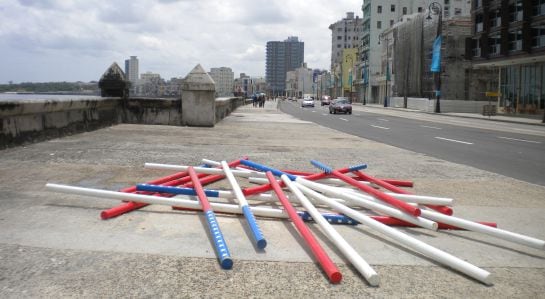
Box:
[354,103,545,126]
[0,102,544,297]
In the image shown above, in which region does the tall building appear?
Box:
[329,12,364,71]
[208,67,235,97]
[124,56,139,82]
[360,0,471,103]
[266,36,304,96]
[468,0,545,117]
[124,56,139,95]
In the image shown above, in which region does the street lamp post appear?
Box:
[378,33,392,107]
[427,2,443,113]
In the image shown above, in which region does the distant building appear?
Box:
[329,12,364,71]
[468,0,545,116]
[137,71,164,97]
[266,36,304,96]
[361,0,471,103]
[124,56,139,95]
[208,67,234,97]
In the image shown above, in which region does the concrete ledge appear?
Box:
[1,96,248,149]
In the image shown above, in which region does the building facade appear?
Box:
[209,67,234,97]
[124,56,139,82]
[266,36,304,96]
[468,0,545,117]
[361,0,471,104]
[329,12,364,71]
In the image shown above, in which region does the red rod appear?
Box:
[327,169,421,217]
[266,172,342,283]
[352,170,453,215]
[101,158,246,219]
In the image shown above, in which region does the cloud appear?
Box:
[0,0,362,82]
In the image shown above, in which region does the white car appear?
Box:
[301,97,315,108]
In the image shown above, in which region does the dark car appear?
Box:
[329,98,352,114]
[320,95,331,106]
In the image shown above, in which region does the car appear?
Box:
[301,97,315,108]
[320,95,331,106]
[329,98,352,114]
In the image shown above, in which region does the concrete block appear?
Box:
[182,64,216,127]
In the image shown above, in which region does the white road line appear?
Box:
[497,136,542,144]
[420,125,442,130]
[512,128,543,134]
[312,110,316,113]
[339,118,349,122]
[322,113,328,116]
[371,125,390,130]
[434,137,473,145]
[378,118,389,122]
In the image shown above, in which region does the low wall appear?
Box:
[215,97,248,122]
[389,97,491,113]
[1,96,246,149]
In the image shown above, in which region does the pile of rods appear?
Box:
[46,157,545,287]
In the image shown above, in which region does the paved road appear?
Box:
[279,100,545,186]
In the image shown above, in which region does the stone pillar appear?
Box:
[98,62,129,98]
[181,64,216,127]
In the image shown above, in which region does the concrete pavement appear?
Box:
[1,100,544,297]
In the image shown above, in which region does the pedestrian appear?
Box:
[252,94,257,107]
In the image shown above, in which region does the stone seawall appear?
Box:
[1,96,246,149]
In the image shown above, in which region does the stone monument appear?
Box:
[181,64,216,127]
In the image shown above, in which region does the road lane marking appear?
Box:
[378,118,389,122]
[512,128,543,134]
[339,118,349,122]
[312,110,316,113]
[322,113,328,116]
[421,125,442,130]
[497,136,542,144]
[434,137,473,145]
[371,125,390,130]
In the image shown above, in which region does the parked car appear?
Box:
[320,95,331,106]
[301,97,315,108]
[329,98,352,114]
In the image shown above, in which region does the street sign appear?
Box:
[485,91,500,97]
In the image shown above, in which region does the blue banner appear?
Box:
[430,35,442,73]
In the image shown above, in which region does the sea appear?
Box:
[0,93,101,101]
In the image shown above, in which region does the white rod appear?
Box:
[420,209,545,250]
[46,183,288,219]
[295,182,493,285]
[297,179,438,231]
[281,175,379,286]
[144,163,266,178]
[221,161,267,249]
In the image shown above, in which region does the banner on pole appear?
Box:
[430,35,442,73]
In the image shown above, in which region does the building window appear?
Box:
[377,5,382,13]
[445,0,450,4]
[473,39,481,57]
[444,7,450,17]
[509,30,523,51]
[337,44,341,48]
[403,7,407,15]
[390,19,394,27]
[337,36,342,40]
[377,21,382,29]
[455,8,462,15]
[337,28,342,32]
[418,7,422,13]
[532,25,545,48]
[475,14,484,32]
[489,10,501,27]
[391,4,395,12]
[475,0,482,9]
[510,0,523,22]
[533,0,545,16]
[489,34,501,55]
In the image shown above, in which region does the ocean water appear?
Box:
[0,93,101,101]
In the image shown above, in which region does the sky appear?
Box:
[0,0,362,83]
